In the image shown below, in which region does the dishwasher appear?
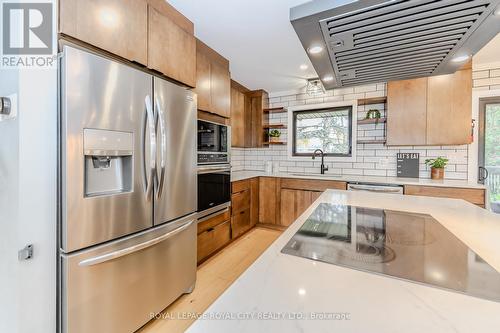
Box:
[347,182,404,194]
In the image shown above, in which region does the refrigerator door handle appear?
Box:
[142,95,156,198]
[155,97,166,198]
[78,219,194,267]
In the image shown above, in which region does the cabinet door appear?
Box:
[148,6,196,87]
[59,0,148,65]
[211,62,231,118]
[387,78,427,146]
[280,189,296,227]
[230,87,245,147]
[195,41,212,112]
[249,178,259,228]
[259,177,278,224]
[426,69,472,145]
[280,189,318,227]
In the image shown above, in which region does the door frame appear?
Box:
[478,97,500,183]
[468,89,500,183]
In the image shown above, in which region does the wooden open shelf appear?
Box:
[357,117,387,125]
[263,107,287,113]
[357,97,387,106]
[357,139,386,144]
[263,141,287,145]
[263,124,287,129]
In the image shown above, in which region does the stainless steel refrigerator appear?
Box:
[58,44,197,333]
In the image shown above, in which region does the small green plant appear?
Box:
[365,109,381,120]
[425,157,449,169]
[269,129,281,138]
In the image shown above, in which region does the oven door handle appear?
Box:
[197,165,231,174]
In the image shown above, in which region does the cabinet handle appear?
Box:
[207,227,215,232]
[240,211,245,215]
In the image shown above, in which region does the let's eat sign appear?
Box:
[397,153,419,178]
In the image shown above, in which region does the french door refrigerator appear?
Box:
[58,44,197,333]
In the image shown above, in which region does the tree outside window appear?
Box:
[293,107,353,157]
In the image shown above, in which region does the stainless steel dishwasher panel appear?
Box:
[60,214,197,333]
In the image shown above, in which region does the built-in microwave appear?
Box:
[197,120,230,165]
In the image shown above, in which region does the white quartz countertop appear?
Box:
[187,190,500,333]
[231,170,487,189]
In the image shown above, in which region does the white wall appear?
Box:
[0,1,58,332]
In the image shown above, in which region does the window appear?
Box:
[292,106,353,157]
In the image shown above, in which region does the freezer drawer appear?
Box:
[60,214,197,333]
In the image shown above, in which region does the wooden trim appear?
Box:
[256,223,287,232]
[197,110,229,124]
[357,97,387,106]
[404,185,485,206]
[280,178,347,192]
[231,80,250,93]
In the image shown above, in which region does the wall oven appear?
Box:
[197,164,231,217]
[198,120,230,165]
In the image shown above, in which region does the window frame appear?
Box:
[292,106,354,158]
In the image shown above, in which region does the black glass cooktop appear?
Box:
[281,203,500,302]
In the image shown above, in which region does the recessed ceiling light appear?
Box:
[323,75,334,82]
[452,55,470,62]
[308,45,323,54]
[300,64,309,70]
[495,6,500,16]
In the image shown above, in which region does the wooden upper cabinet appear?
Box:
[426,69,472,145]
[230,84,246,147]
[211,62,231,117]
[59,0,148,65]
[195,42,212,112]
[248,90,269,148]
[195,40,231,118]
[148,5,196,87]
[387,78,428,146]
[387,69,472,146]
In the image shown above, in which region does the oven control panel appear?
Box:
[198,153,229,165]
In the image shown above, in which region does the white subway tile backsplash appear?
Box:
[230,71,485,181]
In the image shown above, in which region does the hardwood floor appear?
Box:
[138,227,283,333]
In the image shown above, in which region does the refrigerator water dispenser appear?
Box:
[83,129,133,197]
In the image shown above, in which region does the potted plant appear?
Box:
[365,109,381,122]
[269,129,281,143]
[425,157,449,180]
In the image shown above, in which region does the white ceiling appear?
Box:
[167,0,315,94]
[168,1,500,93]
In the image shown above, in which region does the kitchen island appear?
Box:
[187,190,500,333]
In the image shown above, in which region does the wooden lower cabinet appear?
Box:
[197,210,231,263]
[404,185,486,207]
[231,179,259,238]
[280,189,322,227]
[258,177,280,224]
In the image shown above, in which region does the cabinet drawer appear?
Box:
[232,179,250,193]
[231,209,251,239]
[404,185,485,206]
[197,209,230,234]
[197,220,231,263]
[231,189,250,214]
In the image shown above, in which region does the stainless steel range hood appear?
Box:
[291,0,500,89]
